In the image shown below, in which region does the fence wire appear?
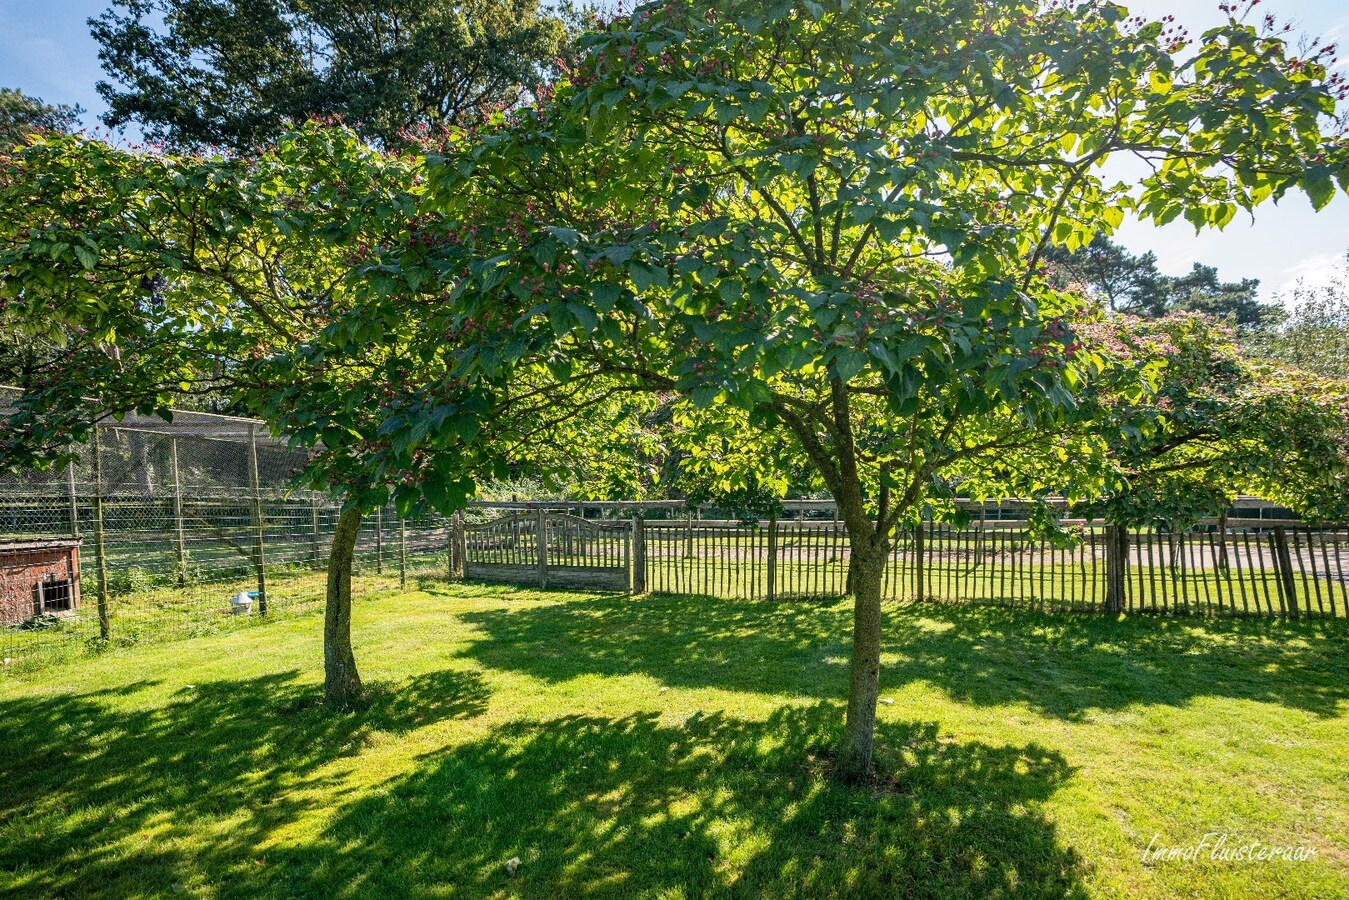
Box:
[1,399,452,672]
[5,387,1344,674]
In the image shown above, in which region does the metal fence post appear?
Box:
[91,425,110,641]
[66,461,79,538]
[170,436,187,588]
[247,424,268,614]
[310,496,321,566]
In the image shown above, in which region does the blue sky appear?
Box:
[2,0,1348,303]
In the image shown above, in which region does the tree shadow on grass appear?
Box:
[0,668,489,898]
[457,593,1349,719]
[884,601,1349,719]
[261,703,1086,899]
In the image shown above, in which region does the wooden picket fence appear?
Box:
[454,509,1349,618]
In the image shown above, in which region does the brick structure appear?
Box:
[0,539,82,627]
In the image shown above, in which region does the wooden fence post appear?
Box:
[1272,525,1298,618]
[247,424,268,614]
[1216,510,1230,573]
[766,514,778,601]
[451,511,466,579]
[914,520,926,601]
[399,517,407,588]
[310,496,321,566]
[684,509,694,558]
[375,506,384,575]
[1105,524,1128,613]
[91,425,110,641]
[536,508,548,589]
[631,515,646,594]
[170,436,187,588]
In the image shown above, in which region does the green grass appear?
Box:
[2,584,1347,898]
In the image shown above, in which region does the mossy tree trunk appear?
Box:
[324,506,364,706]
[836,542,888,781]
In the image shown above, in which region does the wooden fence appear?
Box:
[458,510,631,591]
[454,512,1349,618]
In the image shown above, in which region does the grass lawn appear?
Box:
[1,583,1346,898]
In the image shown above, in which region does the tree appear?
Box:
[0,126,637,703]
[1044,235,1167,315]
[316,0,1349,779]
[0,128,469,705]
[90,0,567,151]
[1,89,85,382]
[1249,251,1349,376]
[1074,313,1349,529]
[1163,262,1271,327]
[1046,235,1279,325]
[0,88,82,149]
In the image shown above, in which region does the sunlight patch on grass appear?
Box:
[0,587,1345,897]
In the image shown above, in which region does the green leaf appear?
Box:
[691,384,719,408]
[1304,173,1335,212]
[717,280,743,304]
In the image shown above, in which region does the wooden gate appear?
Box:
[461,510,631,591]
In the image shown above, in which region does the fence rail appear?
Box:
[454,513,1349,619]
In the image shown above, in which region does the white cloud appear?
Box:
[1273,251,1349,307]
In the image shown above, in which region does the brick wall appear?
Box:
[0,541,82,627]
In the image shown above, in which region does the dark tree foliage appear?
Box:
[90,0,567,151]
[1046,235,1279,326]
[0,88,82,149]
[1165,263,1269,326]
[1044,235,1167,315]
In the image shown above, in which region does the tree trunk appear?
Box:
[324,506,364,707]
[837,545,887,782]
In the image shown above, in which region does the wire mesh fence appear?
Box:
[0,397,453,672]
[5,385,1345,675]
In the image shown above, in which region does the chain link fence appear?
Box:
[1,391,453,672]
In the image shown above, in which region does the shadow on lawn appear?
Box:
[262,703,1086,899]
[456,592,1349,718]
[0,668,489,898]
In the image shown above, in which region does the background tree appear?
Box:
[1248,251,1349,376]
[1046,235,1279,325]
[1044,235,1168,315]
[1162,262,1270,326]
[314,0,1349,780]
[0,88,82,149]
[1074,313,1349,529]
[90,0,567,151]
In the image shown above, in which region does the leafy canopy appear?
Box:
[90,0,567,151]
[0,88,83,149]
[1075,313,1349,527]
[329,0,1349,545]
